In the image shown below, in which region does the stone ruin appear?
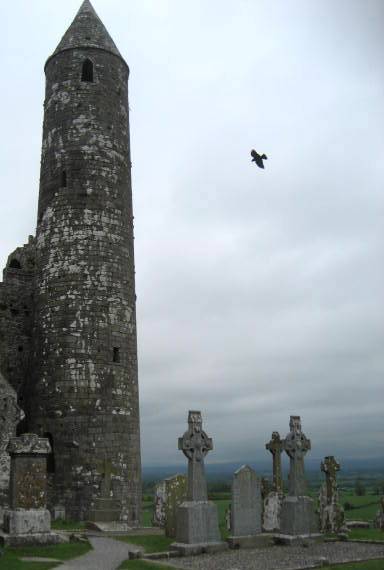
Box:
[263,431,284,532]
[319,456,346,534]
[1,433,64,546]
[172,411,227,555]
[153,480,167,528]
[374,497,384,531]
[0,373,24,519]
[153,474,187,538]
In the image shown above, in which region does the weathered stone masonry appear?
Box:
[0,0,141,524]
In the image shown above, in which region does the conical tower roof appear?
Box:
[48,0,124,64]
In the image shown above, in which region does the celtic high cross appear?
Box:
[284,415,311,496]
[265,431,284,492]
[178,411,213,501]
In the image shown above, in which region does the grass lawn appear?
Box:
[327,561,384,569]
[214,498,230,539]
[117,534,174,553]
[348,528,384,541]
[141,500,154,527]
[51,519,87,531]
[0,541,91,570]
[118,561,174,570]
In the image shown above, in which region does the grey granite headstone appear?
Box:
[172,411,227,555]
[230,465,261,537]
[279,416,319,536]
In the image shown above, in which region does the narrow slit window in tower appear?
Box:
[113,347,120,363]
[61,170,67,188]
[82,59,94,83]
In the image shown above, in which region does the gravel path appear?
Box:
[165,542,384,570]
[57,536,132,570]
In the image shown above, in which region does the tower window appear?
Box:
[81,59,94,83]
[9,259,21,269]
[113,347,120,363]
[61,170,67,188]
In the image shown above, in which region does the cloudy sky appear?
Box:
[1,0,383,467]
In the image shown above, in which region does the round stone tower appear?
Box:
[30,0,141,523]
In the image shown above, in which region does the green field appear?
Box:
[341,493,379,521]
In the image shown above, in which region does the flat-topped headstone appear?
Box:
[279,416,319,537]
[230,465,261,537]
[173,411,226,555]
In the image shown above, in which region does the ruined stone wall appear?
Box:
[30,46,141,522]
[0,373,24,513]
[0,238,35,406]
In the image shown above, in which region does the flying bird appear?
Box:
[251,149,267,169]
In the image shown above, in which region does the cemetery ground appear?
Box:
[1,480,383,570]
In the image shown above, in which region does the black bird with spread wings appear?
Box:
[251,149,267,169]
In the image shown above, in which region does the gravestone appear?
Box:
[230,465,261,537]
[0,373,24,518]
[164,474,187,538]
[172,411,227,555]
[266,432,284,492]
[319,456,346,534]
[374,497,384,530]
[228,465,270,548]
[1,433,64,546]
[153,480,167,527]
[263,431,284,532]
[279,416,319,538]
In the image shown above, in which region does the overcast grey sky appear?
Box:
[1,0,383,467]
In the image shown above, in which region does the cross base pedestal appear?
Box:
[176,501,222,545]
[280,496,319,535]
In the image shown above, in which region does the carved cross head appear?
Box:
[178,410,213,462]
[266,431,283,454]
[321,456,340,478]
[284,416,311,459]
